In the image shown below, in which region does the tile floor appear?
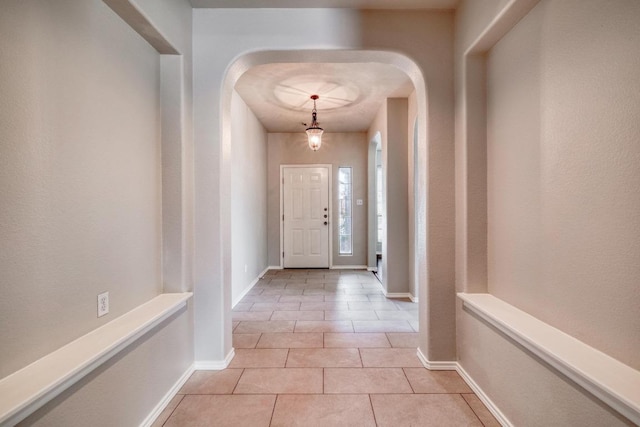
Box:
[155,269,499,426]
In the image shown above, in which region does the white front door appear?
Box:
[283,166,330,268]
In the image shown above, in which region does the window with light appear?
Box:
[338,167,352,255]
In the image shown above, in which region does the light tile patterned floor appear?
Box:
[156,269,499,426]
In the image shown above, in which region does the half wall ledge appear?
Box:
[458,292,640,425]
[0,292,193,426]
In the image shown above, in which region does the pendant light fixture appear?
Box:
[305,95,324,151]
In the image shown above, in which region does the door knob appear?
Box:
[324,208,328,211]
[324,214,327,218]
[324,221,328,225]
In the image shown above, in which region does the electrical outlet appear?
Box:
[97,292,109,317]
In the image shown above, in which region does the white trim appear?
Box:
[0,293,193,426]
[458,293,640,425]
[331,265,367,270]
[456,362,512,427]
[409,294,418,303]
[385,292,412,299]
[367,267,377,272]
[232,266,270,308]
[194,348,236,371]
[414,348,511,427]
[416,348,457,371]
[280,164,333,269]
[268,265,283,270]
[373,281,413,300]
[140,363,195,427]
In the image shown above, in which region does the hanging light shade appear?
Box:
[306,95,324,151]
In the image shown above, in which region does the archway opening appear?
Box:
[217,49,430,364]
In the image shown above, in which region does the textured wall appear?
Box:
[456,0,640,424]
[367,99,411,294]
[193,8,455,364]
[0,0,194,424]
[231,91,268,303]
[0,0,161,377]
[486,0,640,372]
[20,307,193,427]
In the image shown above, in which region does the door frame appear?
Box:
[280,164,333,269]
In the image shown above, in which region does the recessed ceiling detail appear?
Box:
[273,77,360,112]
[235,62,414,133]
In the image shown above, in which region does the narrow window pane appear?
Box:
[376,165,383,244]
[338,167,352,255]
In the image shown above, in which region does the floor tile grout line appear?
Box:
[461,393,490,427]
[230,368,245,395]
[401,367,417,394]
[159,393,185,427]
[268,394,279,427]
[368,394,379,427]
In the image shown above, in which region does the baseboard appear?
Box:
[232,266,271,308]
[367,267,377,272]
[385,292,413,299]
[456,363,512,427]
[140,363,195,427]
[194,348,236,370]
[409,294,418,303]
[416,348,457,371]
[330,265,367,270]
[373,281,413,300]
[268,265,283,270]
[414,348,510,426]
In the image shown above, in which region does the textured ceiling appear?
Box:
[191,0,458,9]
[235,62,414,133]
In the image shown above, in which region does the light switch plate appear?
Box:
[356,199,363,205]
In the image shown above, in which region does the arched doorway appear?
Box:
[214,49,431,365]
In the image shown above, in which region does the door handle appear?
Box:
[324,221,328,226]
[324,215,328,218]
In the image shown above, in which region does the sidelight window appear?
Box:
[338,167,352,255]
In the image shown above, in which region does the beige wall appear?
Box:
[21,307,192,427]
[367,99,411,294]
[407,91,418,299]
[231,90,268,302]
[193,9,456,363]
[0,0,194,424]
[486,0,640,370]
[456,0,640,424]
[267,133,369,267]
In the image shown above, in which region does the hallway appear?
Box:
[156,269,498,426]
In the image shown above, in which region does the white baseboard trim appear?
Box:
[140,363,195,427]
[409,294,418,303]
[268,265,283,270]
[194,348,235,371]
[456,363,512,427]
[415,348,510,426]
[367,267,377,272]
[330,265,367,270]
[232,266,271,308]
[385,292,413,299]
[373,282,413,300]
[416,348,457,371]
